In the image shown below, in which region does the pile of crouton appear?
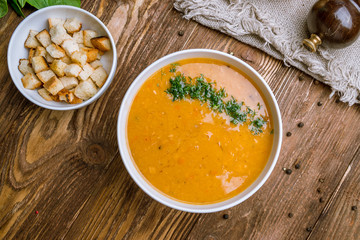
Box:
[19,18,111,104]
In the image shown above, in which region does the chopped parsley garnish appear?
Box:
[169,63,179,73]
[165,72,268,135]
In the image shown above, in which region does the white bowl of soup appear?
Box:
[117,49,282,213]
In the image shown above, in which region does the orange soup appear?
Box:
[127,58,273,204]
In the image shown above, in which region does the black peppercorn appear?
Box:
[285,169,292,175]
[351,206,357,211]
[298,122,304,128]
[223,214,229,219]
[319,197,324,203]
[178,30,184,36]
[306,227,312,232]
[317,101,323,106]
[295,163,300,169]
[286,132,292,137]
[288,213,293,218]
[299,75,304,81]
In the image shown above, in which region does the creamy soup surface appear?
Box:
[127,58,273,204]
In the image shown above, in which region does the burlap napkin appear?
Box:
[174,0,360,105]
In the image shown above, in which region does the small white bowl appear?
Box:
[117,49,282,213]
[7,6,117,110]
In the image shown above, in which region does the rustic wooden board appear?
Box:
[0,1,359,239]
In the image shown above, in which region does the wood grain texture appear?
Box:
[0,1,359,240]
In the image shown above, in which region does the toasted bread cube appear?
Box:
[29,48,35,62]
[50,59,67,77]
[90,37,111,52]
[24,30,40,48]
[73,31,84,44]
[50,24,71,45]
[90,60,103,69]
[70,51,87,67]
[36,69,56,83]
[61,55,72,64]
[45,52,54,63]
[38,88,53,101]
[21,73,42,89]
[31,56,49,73]
[69,95,83,104]
[83,30,98,47]
[46,43,66,59]
[35,29,51,47]
[81,47,99,63]
[64,64,82,77]
[61,39,79,56]
[58,89,75,103]
[78,63,94,81]
[64,18,82,34]
[44,76,64,95]
[90,67,107,88]
[35,46,46,58]
[74,79,98,100]
[18,59,35,75]
[59,76,78,90]
[48,18,65,28]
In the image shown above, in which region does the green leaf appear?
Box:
[18,0,26,8]
[0,0,8,18]
[8,0,24,17]
[26,0,80,9]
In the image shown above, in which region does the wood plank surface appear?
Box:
[0,1,359,239]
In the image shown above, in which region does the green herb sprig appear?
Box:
[1,0,81,18]
[165,71,267,135]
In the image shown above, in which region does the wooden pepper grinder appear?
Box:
[303,0,360,52]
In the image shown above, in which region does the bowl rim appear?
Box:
[117,49,282,213]
[7,5,117,111]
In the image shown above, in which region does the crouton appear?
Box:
[21,73,42,89]
[61,55,72,64]
[46,43,66,59]
[61,39,79,56]
[36,69,56,83]
[70,50,87,67]
[38,88,53,101]
[89,60,102,69]
[50,59,67,77]
[64,63,82,77]
[81,47,99,62]
[90,66,107,88]
[58,89,75,103]
[35,29,51,47]
[29,48,35,62]
[74,79,98,100]
[59,76,78,90]
[83,30,98,47]
[45,52,54,63]
[24,30,40,48]
[31,56,49,73]
[48,18,65,28]
[90,37,111,52]
[44,76,64,95]
[73,31,84,44]
[78,63,94,81]
[64,18,82,34]
[69,96,83,104]
[49,24,71,45]
[35,46,46,58]
[18,59,34,75]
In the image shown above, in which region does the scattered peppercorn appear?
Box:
[286,132,292,137]
[285,169,292,175]
[317,101,323,106]
[298,122,304,128]
[314,80,320,85]
[178,30,184,36]
[295,163,300,169]
[351,206,357,211]
[288,213,293,218]
[316,188,321,194]
[298,75,304,81]
[306,227,313,232]
[35,210,39,214]
[158,146,162,150]
[319,197,324,203]
[223,214,229,219]
[319,178,325,183]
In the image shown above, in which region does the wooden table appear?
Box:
[1,1,359,239]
